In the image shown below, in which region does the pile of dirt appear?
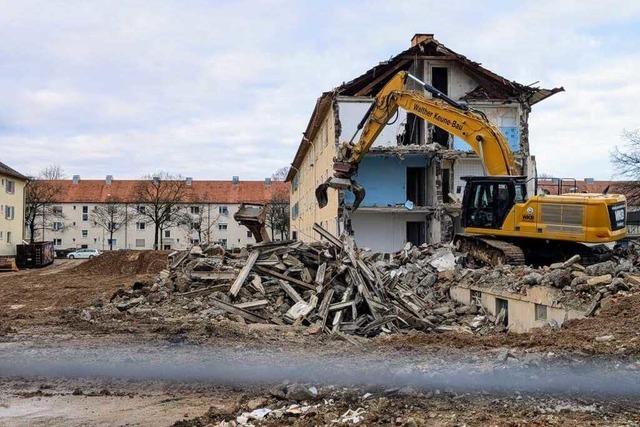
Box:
[70,250,169,276]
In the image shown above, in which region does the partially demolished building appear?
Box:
[287,34,563,252]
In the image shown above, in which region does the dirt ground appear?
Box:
[1,251,640,426]
[0,251,167,333]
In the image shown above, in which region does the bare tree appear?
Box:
[265,192,290,241]
[90,196,131,250]
[177,195,221,246]
[271,167,290,181]
[24,165,67,243]
[133,173,190,250]
[611,129,640,203]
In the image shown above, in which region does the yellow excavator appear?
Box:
[316,71,627,264]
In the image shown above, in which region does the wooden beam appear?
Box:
[354,59,411,96]
[313,223,343,248]
[317,288,334,330]
[278,280,303,303]
[209,297,268,323]
[234,299,269,310]
[229,250,260,298]
[255,265,317,291]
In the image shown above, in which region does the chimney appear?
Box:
[411,33,434,47]
[72,175,80,184]
[186,177,193,186]
[264,177,272,185]
[105,175,113,185]
[232,176,239,184]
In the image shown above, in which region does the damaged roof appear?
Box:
[337,35,564,104]
[286,35,563,182]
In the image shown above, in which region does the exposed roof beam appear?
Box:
[354,59,412,96]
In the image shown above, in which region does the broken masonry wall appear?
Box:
[289,100,340,242]
[450,285,586,333]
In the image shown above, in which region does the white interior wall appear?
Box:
[337,98,407,147]
[351,211,429,253]
[452,158,485,198]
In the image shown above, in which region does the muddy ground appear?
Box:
[1,252,640,426]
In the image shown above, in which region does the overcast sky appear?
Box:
[1,0,639,180]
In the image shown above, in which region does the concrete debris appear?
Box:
[91,224,640,336]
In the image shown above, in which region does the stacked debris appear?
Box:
[93,225,640,337]
[99,224,499,336]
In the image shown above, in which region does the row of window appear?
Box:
[50,221,231,233]
[51,204,231,215]
[0,231,12,243]
[51,236,239,250]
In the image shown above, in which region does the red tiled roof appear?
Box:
[50,179,289,204]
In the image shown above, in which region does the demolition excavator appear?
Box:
[315,71,627,264]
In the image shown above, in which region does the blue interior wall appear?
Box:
[344,154,428,207]
[453,126,520,152]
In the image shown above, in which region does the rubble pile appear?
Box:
[90,225,640,337]
[96,224,503,336]
[456,249,640,316]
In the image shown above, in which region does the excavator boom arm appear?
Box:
[316,71,518,211]
[348,71,517,175]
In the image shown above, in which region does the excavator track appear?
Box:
[454,234,525,266]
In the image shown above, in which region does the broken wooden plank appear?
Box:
[229,250,260,298]
[234,299,269,310]
[332,286,353,332]
[315,262,327,287]
[329,300,355,312]
[255,265,317,291]
[190,270,237,281]
[313,222,343,248]
[316,288,334,330]
[250,275,265,294]
[285,295,318,322]
[209,297,269,323]
[278,280,303,303]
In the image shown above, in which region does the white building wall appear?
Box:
[44,202,257,251]
[451,158,485,199]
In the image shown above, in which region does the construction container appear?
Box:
[16,241,55,268]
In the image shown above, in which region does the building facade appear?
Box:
[37,176,288,251]
[288,34,563,252]
[0,162,28,256]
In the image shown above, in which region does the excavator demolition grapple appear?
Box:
[315,71,627,265]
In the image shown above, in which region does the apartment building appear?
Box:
[39,176,288,251]
[287,34,563,252]
[0,161,28,256]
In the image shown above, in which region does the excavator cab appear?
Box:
[461,176,527,229]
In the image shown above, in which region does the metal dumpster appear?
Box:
[16,241,55,268]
